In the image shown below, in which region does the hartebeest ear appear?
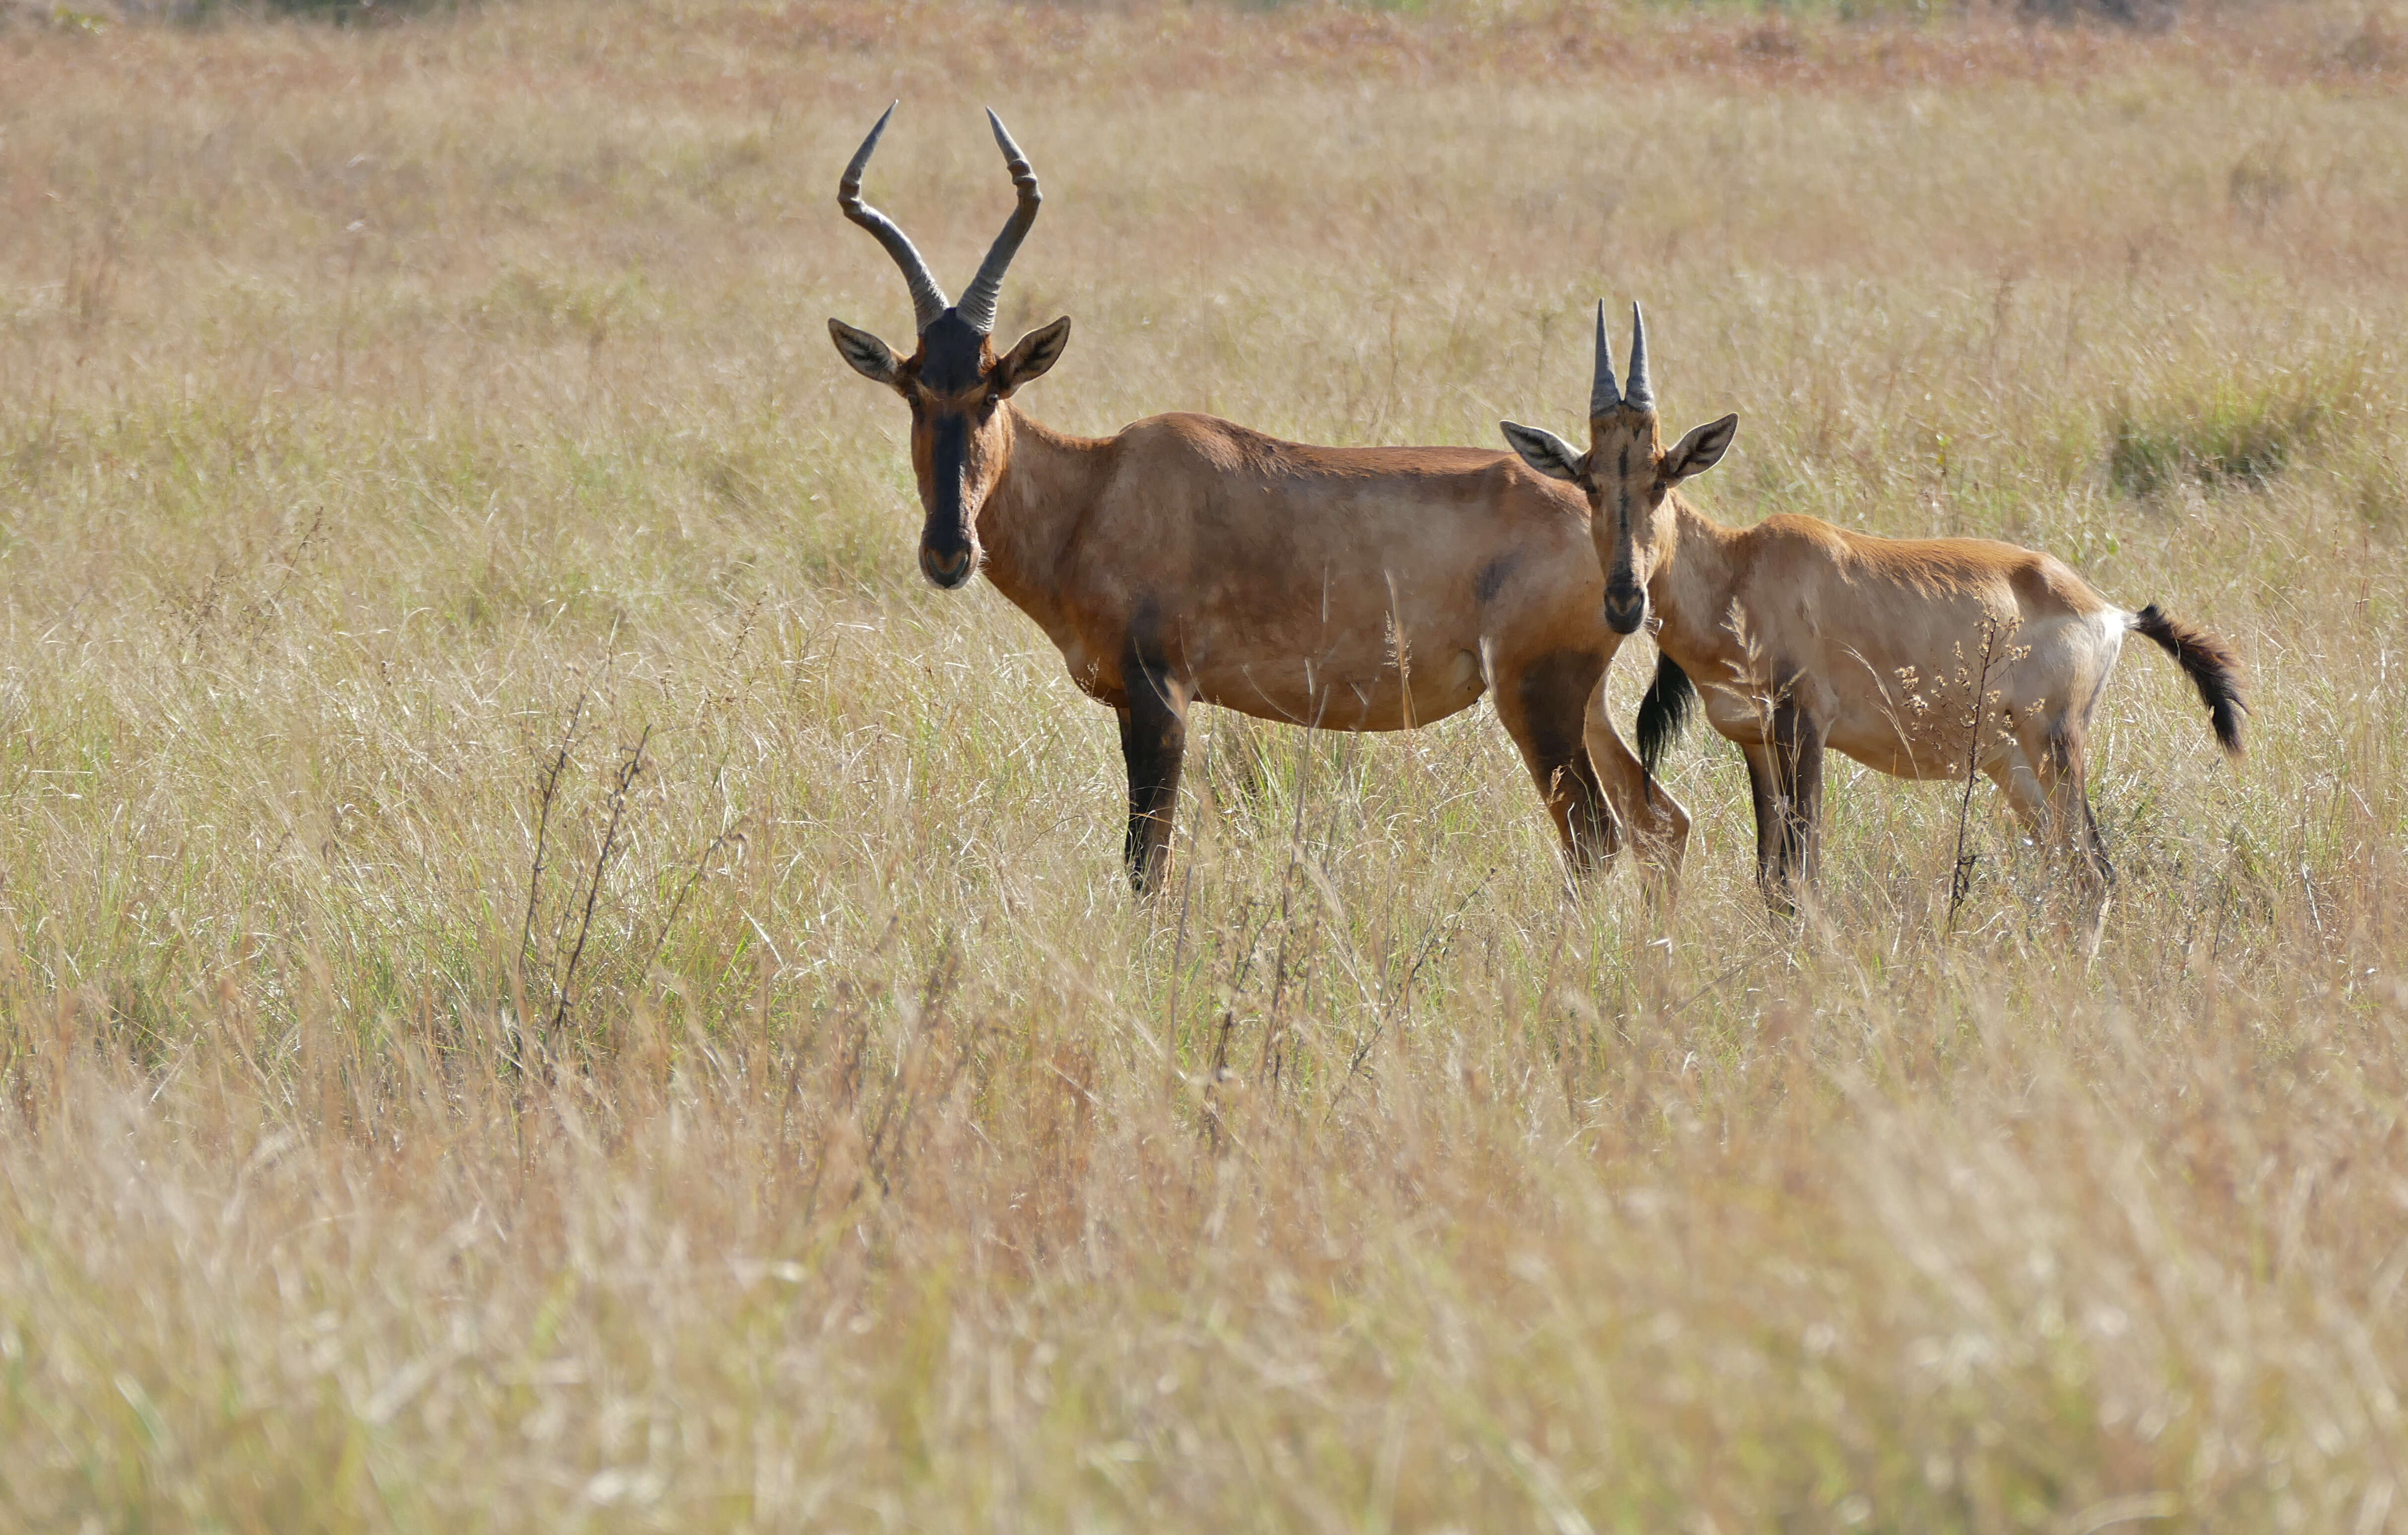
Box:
[994,316,1072,396]
[1499,420,1586,483]
[828,318,903,386]
[1663,413,1739,482]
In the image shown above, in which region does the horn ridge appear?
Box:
[1589,299,1620,417]
[955,108,1043,337]
[1625,300,1655,413]
[838,101,950,333]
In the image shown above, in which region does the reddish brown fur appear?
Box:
[830,136,1692,895]
[875,373,1689,892]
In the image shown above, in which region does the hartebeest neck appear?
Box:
[1646,494,1752,679]
[976,404,1111,637]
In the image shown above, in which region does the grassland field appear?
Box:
[1,0,2407,1529]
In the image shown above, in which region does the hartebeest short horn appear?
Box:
[1503,301,2245,929]
[827,109,1689,894]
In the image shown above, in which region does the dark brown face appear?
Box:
[899,314,1000,589]
[829,310,1073,591]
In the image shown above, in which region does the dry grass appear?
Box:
[2,0,2407,1529]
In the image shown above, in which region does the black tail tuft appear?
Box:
[2134,603,2246,757]
[1636,651,1697,778]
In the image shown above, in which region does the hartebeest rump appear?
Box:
[1500,303,2244,918]
[826,107,1687,893]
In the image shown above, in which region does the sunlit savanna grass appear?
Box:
[1,1,2407,1530]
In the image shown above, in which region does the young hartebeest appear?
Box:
[825,108,1690,894]
[1499,303,2245,919]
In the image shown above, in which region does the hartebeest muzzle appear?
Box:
[1603,581,1648,635]
[920,537,977,589]
[918,409,983,587]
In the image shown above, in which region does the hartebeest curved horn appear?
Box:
[1625,301,1655,414]
[1589,300,1621,418]
[839,101,950,333]
[955,109,1042,337]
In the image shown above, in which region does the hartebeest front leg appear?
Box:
[1742,701,1824,913]
[1499,650,1619,878]
[1740,744,1787,906]
[1769,700,1825,897]
[1583,682,1691,894]
[1117,645,1189,896]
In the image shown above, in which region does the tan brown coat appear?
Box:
[1504,304,2243,924]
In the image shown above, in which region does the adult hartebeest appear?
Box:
[1500,302,2244,920]
[825,106,1687,894]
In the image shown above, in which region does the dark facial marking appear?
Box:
[928,413,972,518]
[916,312,988,395]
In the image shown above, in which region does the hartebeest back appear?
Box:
[1501,302,2245,925]
[826,108,1688,893]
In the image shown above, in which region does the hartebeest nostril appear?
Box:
[921,544,975,589]
[1603,587,1648,636]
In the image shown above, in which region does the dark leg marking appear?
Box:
[1769,700,1823,897]
[1742,745,1785,902]
[1118,635,1187,897]
[1512,649,1617,873]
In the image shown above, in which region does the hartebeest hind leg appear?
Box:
[1118,646,1190,896]
[1985,726,2114,947]
[1498,651,1619,877]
